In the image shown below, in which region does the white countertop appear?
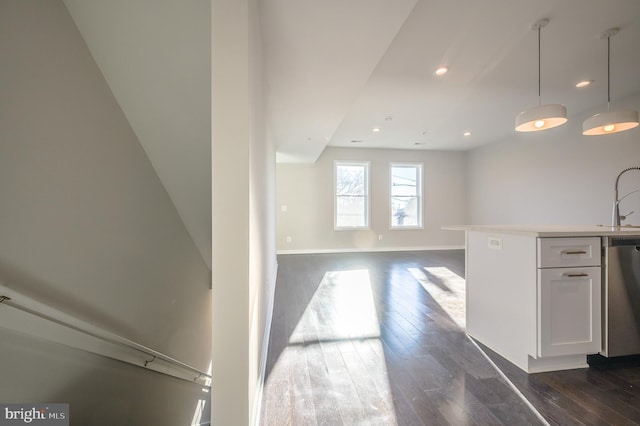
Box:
[443,224,640,237]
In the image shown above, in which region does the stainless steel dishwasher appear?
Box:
[602,236,640,357]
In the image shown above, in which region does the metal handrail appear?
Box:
[0,284,211,385]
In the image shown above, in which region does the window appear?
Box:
[335,161,369,229]
[390,163,423,228]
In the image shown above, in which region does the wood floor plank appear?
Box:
[537,372,636,425]
[354,339,410,425]
[304,343,343,426]
[552,369,640,422]
[261,348,293,426]
[260,251,640,426]
[319,341,370,425]
[288,344,317,426]
[342,348,396,425]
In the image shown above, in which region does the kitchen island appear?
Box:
[447,225,640,373]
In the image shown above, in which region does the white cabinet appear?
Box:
[466,232,602,373]
[537,237,601,358]
[537,267,601,357]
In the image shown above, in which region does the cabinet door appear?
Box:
[538,267,601,357]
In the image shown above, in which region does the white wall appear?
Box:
[0,1,211,424]
[62,0,213,269]
[277,147,466,252]
[249,0,278,423]
[211,0,277,424]
[467,93,640,225]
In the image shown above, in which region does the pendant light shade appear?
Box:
[515,18,567,132]
[515,104,568,132]
[583,28,639,136]
[583,110,639,135]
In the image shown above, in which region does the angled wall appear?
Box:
[62,0,213,269]
[0,1,211,424]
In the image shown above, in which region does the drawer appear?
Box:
[537,237,601,268]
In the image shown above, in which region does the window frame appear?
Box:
[389,162,424,229]
[334,160,371,230]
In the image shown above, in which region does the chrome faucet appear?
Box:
[612,166,640,226]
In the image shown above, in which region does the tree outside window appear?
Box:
[335,162,369,228]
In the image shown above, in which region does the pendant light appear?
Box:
[583,28,639,136]
[515,18,567,132]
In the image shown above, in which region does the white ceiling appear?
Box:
[62,0,640,268]
[262,0,640,161]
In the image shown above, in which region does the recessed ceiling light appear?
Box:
[463,131,471,136]
[434,66,449,76]
[576,80,593,88]
[372,127,381,132]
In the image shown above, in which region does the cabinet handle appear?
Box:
[562,250,587,255]
[564,273,589,278]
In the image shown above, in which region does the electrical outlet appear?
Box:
[488,237,502,250]
[281,205,288,212]
[378,235,384,241]
[286,236,292,243]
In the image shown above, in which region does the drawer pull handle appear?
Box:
[564,273,589,278]
[562,250,587,255]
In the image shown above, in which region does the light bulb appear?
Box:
[534,120,545,128]
[604,124,615,132]
[434,66,449,76]
[576,80,593,88]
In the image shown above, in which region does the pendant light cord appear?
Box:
[537,25,541,106]
[607,35,611,112]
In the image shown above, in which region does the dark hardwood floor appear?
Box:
[260,251,640,425]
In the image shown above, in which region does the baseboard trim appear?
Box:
[277,245,465,255]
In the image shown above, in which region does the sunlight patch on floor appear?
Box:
[289,269,380,344]
[263,269,398,425]
[408,266,466,328]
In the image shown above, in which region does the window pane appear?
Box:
[335,162,368,228]
[336,196,366,227]
[337,165,365,196]
[391,164,422,228]
[391,196,419,227]
[391,167,417,196]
